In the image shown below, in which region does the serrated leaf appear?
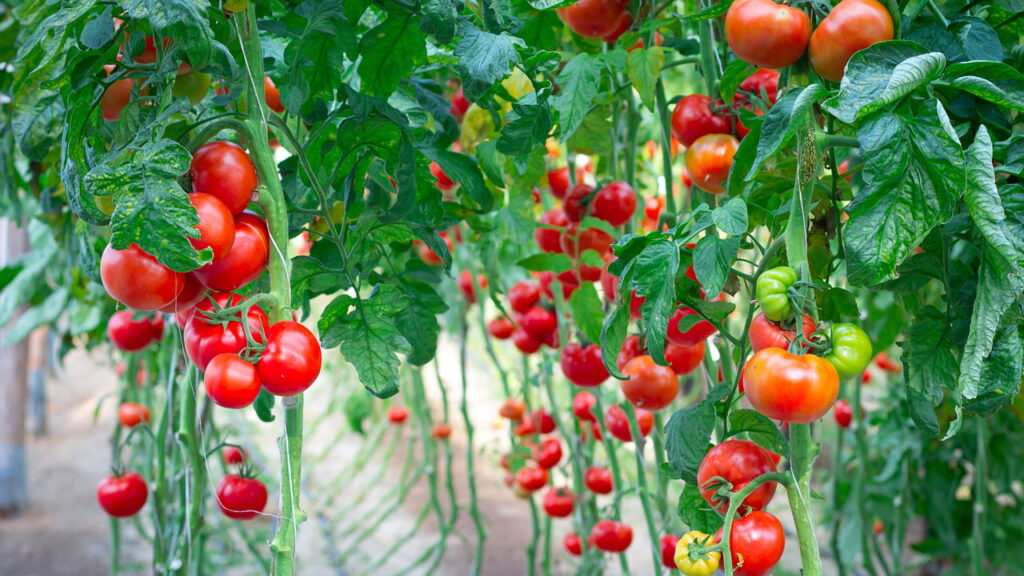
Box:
[720,59,757,105]
[456,23,524,102]
[678,484,723,534]
[665,400,716,484]
[421,147,493,212]
[552,53,602,140]
[600,293,632,379]
[628,239,679,365]
[745,85,826,181]
[711,197,748,235]
[568,282,603,344]
[419,0,457,44]
[626,46,666,110]
[118,0,215,67]
[516,252,573,273]
[678,0,732,22]
[693,235,739,299]
[497,93,553,156]
[395,281,447,366]
[727,409,789,455]
[359,11,428,97]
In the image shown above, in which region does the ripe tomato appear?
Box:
[535,209,568,253]
[416,235,454,266]
[697,439,779,514]
[590,520,633,553]
[725,0,811,69]
[101,244,184,311]
[512,328,543,354]
[216,474,268,520]
[188,193,235,265]
[457,270,488,304]
[584,466,613,494]
[430,162,456,193]
[685,134,739,195]
[102,66,134,122]
[563,183,592,223]
[617,335,644,371]
[450,87,470,121]
[715,511,785,576]
[534,437,563,469]
[223,446,246,465]
[737,68,780,106]
[671,95,733,148]
[546,167,570,199]
[542,487,575,518]
[508,281,541,313]
[564,533,583,556]
[432,422,453,439]
[557,0,631,40]
[388,406,409,424]
[192,212,269,291]
[604,404,654,442]
[834,398,853,428]
[190,142,258,215]
[874,351,901,372]
[748,312,816,352]
[97,472,148,517]
[809,0,893,81]
[666,340,706,375]
[519,307,557,341]
[560,223,614,260]
[108,310,163,351]
[644,196,665,220]
[561,342,610,387]
[159,273,208,314]
[573,391,597,421]
[257,321,322,396]
[538,270,580,300]
[184,292,269,371]
[204,353,261,409]
[531,408,557,434]
[263,76,284,113]
[591,181,637,227]
[515,466,549,492]
[117,402,151,428]
[660,534,681,569]
[487,317,515,340]
[742,348,840,423]
[667,306,718,346]
[499,398,527,421]
[621,355,679,411]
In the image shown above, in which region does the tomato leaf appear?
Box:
[358,11,427,97]
[497,93,554,156]
[677,484,723,534]
[626,46,666,110]
[712,198,748,237]
[282,5,353,111]
[665,394,721,484]
[628,239,679,366]
[934,62,1024,113]
[419,0,458,44]
[395,280,448,367]
[455,23,524,102]
[568,282,604,344]
[119,0,215,67]
[719,59,757,106]
[552,53,602,140]
[963,321,1022,415]
[421,148,493,212]
[516,253,573,273]
[343,391,372,435]
[693,235,739,299]
[745,84,826,182]
[677,0,732,22]
[903,307,955,435]
[727,409,789,455]
[600,292,632,379]
[0,220,58,328]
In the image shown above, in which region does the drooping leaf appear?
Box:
[568,282,604,344]
[628,239,679,365]
[552,53,602,140]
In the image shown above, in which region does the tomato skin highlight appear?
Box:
[715,511,785,576]
[216,474,268,520]
[621,355,679,411]
[808,0,894,82]
[697,439,779,513]
[534,437,563,469]
[257,321,322,396]
[205,353,261,409]
[101,244,184,311]
[190,141,258,215]
[97,472,148,517]
[671,95,733,148]
[562,183,592,223]
[685,134,739,195]
[748,312,816,352]
[192,212,269,292]
[108,310,164,351]
[560,342,610,387]
[222,446,246,465]
[118,402,151,428]
[725,0,811,69]
[742,348,840,423]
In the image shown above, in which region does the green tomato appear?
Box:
[173,70,212,104]
[224,0,248,12]
[823,323,872,380]
[755,266,797,322]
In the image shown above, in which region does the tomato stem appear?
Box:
[786,423,824,576]
[625,403,664,575]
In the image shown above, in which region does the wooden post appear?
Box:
[0,218,30,516]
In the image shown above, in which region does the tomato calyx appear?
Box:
[190,293,274,359]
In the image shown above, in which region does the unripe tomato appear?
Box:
[430,162,456,193]
[542,487,575,518]
[508,281,541,314]
[564,533,583,556]
[546,167,570,199]
[563,183,592,223]
[222,446,246,465]
[584,466,613,494]
[499,398,527,421]
[432,422,453,439]
[257,321,322,396]
[101,244,184,311]
[190,141,258,215]
[590,520,633,553]
[216,474,268,520]
[725,0,811,69]
[188,193,235,265]
[263,76,284,113]
[515,466,549,492]
[667,306,718,346]
[557,0,632,40]
[535,437,563,469]
[572,391,597,421]
[224,0,248,13]
[519,307,557,341]
[604,403,654,442]
[590,181,637,227]
[205,353,261,409]
[172,68,211,104]
[108,310,163,351]
[823,323,873,380]
[697,439,779,513]
[671,95,733,148]
[685,134,739,195]
[535,209,569,253]
[715,511,785,576]
[560,342,610,387]
[192,213,269,291]
[660,534,681,569]
[457,270,488,304]
[748,312,816,352]
[184,292,269,371]
[742,348,840,423]
[621,355,679,411]
[808,0,893,82]
[97,472,148,517]
[118,402,151,428]
[388,406,409,424]
[834,398,853,428]
[512,328,543,354]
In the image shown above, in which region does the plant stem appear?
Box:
[971,418,988,575]
[787,423,824,576]
[655,79,677,218]
[590,394,631,575]
[459,307,487,576]
[626,404,662,575]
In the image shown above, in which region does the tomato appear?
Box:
[108,310,163,351]
[617,335,644,371]
[809,0,893,81]
[590,181,637,227]
[644,196,665,220]
[737,69,780,106]
[172,68,211,104]
[257,321,322,396]
[430,162,457,193]
[224,0,248,12]
[560,342,610,387]
[133,36,159,64]
[674,531,721,576]
[564,533,583,556]
[666,340,706,375]
[756,266,797,322]
[874,351,901,372]
[432,422,453,439]
[118,402,151,428]
[742,348,840,423]
[621,355,679,411]
[560,223,614,262]
[263,76,284,113]
[557,0,631,40]
[604,403,653,442]
[159,273,209,314]
[725,0,811,69]
[512,328,543,354]
[192,213,269,291]
[584,466,613,494]
[457,270,488,304]
[450,87,470,121]
[204,353,261,409]
[546,167,570,199]
[223,446,246,464]
[487,317,515,339]
[188,193,235,265]
[749,312,816,352]
[671,95,733,148]
[515,466,549,492]
[417,235,455,265]
[519,307,557,341]
[531,409,557,434]
[542,487,575,518]
[388,406,409,424]
[102,66,134,122]
[534,437,563,469]
[590,520,633,553]
[216,474,268,520]
[572,391,596,421]
[101,244,184,311]
[873,519,884,535]
[834,398,854,428]
[715,511,785,576]
[538,269,580,300]
[184,292,269,371]
[96,472,148,517]
[535,209,568,253]
[499,398,526,421]
[508,281,541,313]
[562,184,592,223]
[823,323,872,379]
[628,30,664,52]
[190,141,258,215]
[660,534,681,569]
[697,439,779,513]
[685,134,739,195]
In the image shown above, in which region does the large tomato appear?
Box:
[748,312,816,352]
[725,0,811,69]
[590,181,637,227]
[671,95,733,148]
[216,474,268,520]
[101,244,184,311]
[736,69,780,106]
[158,274,209,314]
[697,439,779,514]
[560,342,610,387]
[809,0,893,81]
[107,310,163,351]
[666,306,718,347]
[189,141,258,215]
[685,134,739,195]
[742,348,840,423]
[542,487,575,518]
[535,209,568,253]
[184,292,269,371]
[666,340,706,375]
[715,511,785,576]
[192,213,269,291]
[557,0,632,40]
[519,307,558,341]
[257,321,322,396]
[96,472,148,517]
[621,355,679,411]
[188,193,235,265]
[204,353,261,409]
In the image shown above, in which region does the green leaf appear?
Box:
[282,4,352,111]
[745,84,826,181]
[0,220,58,328]
[904,306,956,426]
[456,23,524,102]
[497,93,553,156]
[552,53,602,140]
[2,286,70,346]
[963,320,1022,415]
[628,239,679,365]
[665,399,717,484]
[568,282,604,344]
[567,105,612,157]
[358,11,428,97]
[474,139,505,186]
[81,6,115,50]
[677,484,723,534]
[118,0,215,67]
[421,148,493,212]
[343,391,373,435]
[727,409,789,455]
[527,0,575,8]
[600,293,632,379]
[395,281,448,367]
[626,46,666,110]
[692,235,739,299]
[516,252,574,273]
[678,0,732,22]
[711,197,748,235]
[720,59,757,105]
[253,389,276,423]
[419,0,457,44]
[963,128,1024,271]
[935,62,1024,113]
[948,16,1004,62]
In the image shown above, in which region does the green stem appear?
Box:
[590,395,631,575]
[625,405,662,576]
[459,307,486,576]
[786,423,824,576]
[971,418,988,575]
[655,79,677,218]
[110,517,121,576]
[719,472,792,575]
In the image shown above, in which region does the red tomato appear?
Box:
[725,0,811,69]
[563,183,592,223]
[546,167,570,199]
[874,352,901,372]
[542,487,575,518]
[742,348,840,423]
[223,446,246,465]
[430,162,457,193]
[560,342,611,387]
[519,307,557,341]
[512,328,543,354]
[388,406,409,424]
[666,340,706,375]
[535,209,569,253]
[557,0,631,40]
[715,511,785,576]
[560,224,614,282]
[416,235,455,266]
[644,196,665,220]
[190,141,258,215]
[432,422,453,439]
[102,66,134,122]
[192,213,269,291]
[584,466,613,494]
[667,306,718,347]
[133,36,159,64]
[101,244,184,311]
[564,533,583,556]
[748,312,817,352]
[457,270,488,303]
[538,270,580,300]
[108,310,163,351]
[184,292,269,371]
[188,193,235,265]
[534,438,563,469]
[660,534,680,568]
[621,355,679,411]
[736,105,766,139]
[628,30,665,52]
[263,76,284,113]
[737,68,780,106]
[508,281,541,313]
[257,321,322,396]
[117,402,151,428]
[604,404,654,442]
[216,474,268,520]
[671,95,733,148]
[685,134,739,195]
[450,87,470,121]
[205,353,261,409]
[617,335,644,371]
[590,520,633,553]
[809,0,894,82]
[515,466,549,492]
[591,181,637,227]
[488,317,516,340]
[499,398,527,421]
[97,472,148,517]
[697,439,780,513]
[531,408,556,434]
[834,398,853,428]
[158,274,208,314]
[572,391,597,421]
